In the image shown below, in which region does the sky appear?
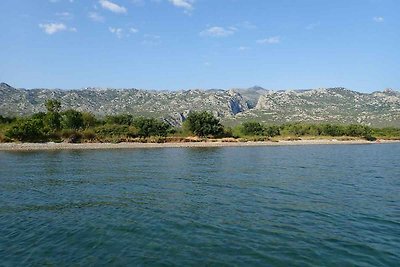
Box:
[0,0,399,92]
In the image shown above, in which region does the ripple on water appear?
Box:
[0,144,399,266]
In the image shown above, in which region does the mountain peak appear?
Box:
[248,86,267,91]
[0,82,12,88]
[383,88,396,93]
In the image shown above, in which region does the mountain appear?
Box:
[1,83,399,127]
[232,87,400,127]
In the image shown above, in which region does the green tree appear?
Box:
[133,117,170,137]
[345,124,368,137]
[280,123,304,136]
[345,124,373,140]
[0,115,15,124]
[44,99,62,131]
[264,125,280,137]
[184,111,224,137]
[5,118,45,142]
[241,121,264,136]
[61,110,84,130]
[320,124,344,136]
[82,112,97,128]
[44,112,61,131]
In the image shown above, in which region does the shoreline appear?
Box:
[0,139,399,151]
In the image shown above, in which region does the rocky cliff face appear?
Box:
[0,83,249,126]
[1,83,399,127]
[238,87,400,127]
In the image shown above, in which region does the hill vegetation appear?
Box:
[1,99,399,143]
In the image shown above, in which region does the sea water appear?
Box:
[0,144,399,266]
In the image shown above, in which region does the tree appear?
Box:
[44,99,62,131]
[6,118,45,142]
[82,112,97,128]
[184,111,224,137]
[320,124,344,136]
[0,115,15,124]
[133,117,170,137]
[345,124,373,138]
[241,121,264,136]
[44,112,61,131]
[264,125,280,137]
[61,109,84,130]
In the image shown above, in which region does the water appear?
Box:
[0,144,399,266]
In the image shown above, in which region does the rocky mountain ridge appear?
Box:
[1,83,399,127]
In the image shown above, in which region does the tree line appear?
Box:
[238,121,376,140]
[0,99,399,143]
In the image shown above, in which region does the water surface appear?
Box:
[1,144,399,266]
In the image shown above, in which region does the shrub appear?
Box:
[0,133,12,143]
[82,112,97,128]
[105,114,134,126]
[264,125,280,137]
[372,127,400,139]
[60,129,82,143]
[345,124,372,137]
[68,132,82,143]
[223,127,234,138]
[5,119,46,142]
[61,129,75,138]
[0,115,15,124]
[94,125,131,137]
[82,129,96,141]
[241,122,264,136]
[320,124,344,136]
[364,135,377,141]
[31,112,46,120]
[147,136,167,143]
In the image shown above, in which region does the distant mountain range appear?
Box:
[1,82,399,127]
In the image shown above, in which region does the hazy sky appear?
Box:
[0,0,399,92]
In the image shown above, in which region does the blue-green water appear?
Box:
[0,144,399,266]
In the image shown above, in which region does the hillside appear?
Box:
[1,83,399,127]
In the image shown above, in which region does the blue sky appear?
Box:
[0,0,399,92]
